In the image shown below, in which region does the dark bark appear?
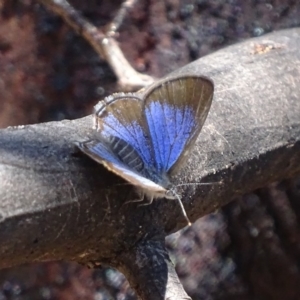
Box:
[0,28,300,299]
[118,239,191,300]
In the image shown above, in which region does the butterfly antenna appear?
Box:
[172,191,192,226]
[175,181,223,187]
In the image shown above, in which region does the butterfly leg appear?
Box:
[137,195,154,206]
[124,192,154,207]
[124,190,145,205]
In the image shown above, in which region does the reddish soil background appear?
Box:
[0,0,300,299]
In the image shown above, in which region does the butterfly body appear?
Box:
[77,75,214,223]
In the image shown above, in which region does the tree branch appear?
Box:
[0,28,300,299]
[118,239,191,300]
[37,0,154,91]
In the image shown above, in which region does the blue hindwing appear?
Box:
[143,76,213,174]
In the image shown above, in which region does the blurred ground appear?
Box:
[0,0,300,299]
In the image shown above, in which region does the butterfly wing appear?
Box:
[79,94,166,194]
[93,94,154,169]
[77,75,213,193]
[76,140,167,195]
[143,76,214,175]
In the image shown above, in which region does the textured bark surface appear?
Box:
[118,239,191,300]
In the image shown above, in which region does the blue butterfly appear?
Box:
[77,75,214,225]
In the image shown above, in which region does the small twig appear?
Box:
[37,0,154,91]
[106,0,138,37]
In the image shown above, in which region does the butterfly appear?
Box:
[76,75,214,225]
